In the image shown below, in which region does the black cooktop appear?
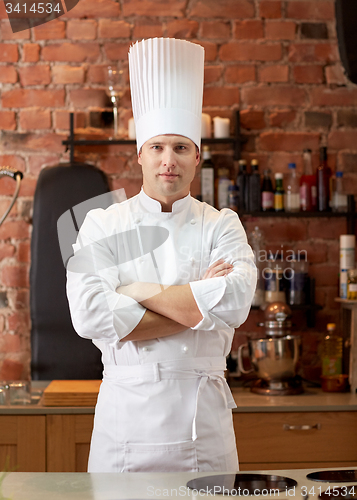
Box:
[307,470,357,482]
[186,473,297,496]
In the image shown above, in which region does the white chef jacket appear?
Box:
[66,188,257,473]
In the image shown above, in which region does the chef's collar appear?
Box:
[139,187,191,214]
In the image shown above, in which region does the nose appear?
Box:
[162,148,177,169]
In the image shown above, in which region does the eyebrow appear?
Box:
[148,140,191,146]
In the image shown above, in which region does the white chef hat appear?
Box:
[128,37,205,153]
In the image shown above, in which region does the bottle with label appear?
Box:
[284,163,300,212]
[316,146,332,212]
[321,323,343,377]
[216,166,231,209]
[236,159,248,211]
[340,234,356,299]
[261,169,274,212]
[200,145,215,206]
[228,181,239,212]
[331,171,348,212]
[264,253,286,303]
[248,159,261,212]
[300,149,317,211]
[274,173,284,212]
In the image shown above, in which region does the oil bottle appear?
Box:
[321,323,343,376]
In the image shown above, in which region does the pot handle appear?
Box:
[237,344,254,374]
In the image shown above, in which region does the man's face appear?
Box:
[138,135,200,211]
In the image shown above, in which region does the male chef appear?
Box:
[66,37,257,473]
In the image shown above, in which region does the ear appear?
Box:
[138,150,142,166]
[195,149,200,167]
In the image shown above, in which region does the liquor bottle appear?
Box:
[331,171,348,212]
[274,173,284,212]
[248,159,261,212]
[228,181,239,212]
[236,159,247,211]
[284,163,300,212]
[216,166,231,209]
[200,145,215,206]
[261,169,274,212]
[321,323,343,377]
[300,149,317,212]
[316,146,332,212]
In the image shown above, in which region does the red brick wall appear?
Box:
[0,0,354,380]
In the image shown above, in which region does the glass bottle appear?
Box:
[200,145,215,206]
[264,253,286,303]
[248,159,261,212]
[285,253,308,305]
[261,169,274,212]
[274,173,284,212]
[236,159,248,211]
[321,323,343,377]
[300,149,317,212]
[248,226,265,307]
[316,146,332,212]
[216,166,231,209]
[284,163,300,212]
[331,171,348,212]
[228,181,239,212]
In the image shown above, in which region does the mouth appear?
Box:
[159,173,179,180]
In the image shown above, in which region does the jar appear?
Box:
[285,254,308,305]
[263,254,286,303]
[347,269,357,300]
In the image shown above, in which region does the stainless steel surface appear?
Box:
[261,301,292,337]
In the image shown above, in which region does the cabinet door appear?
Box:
[0,415,46,472]
[234,411,357,470]
[46,414,94,472]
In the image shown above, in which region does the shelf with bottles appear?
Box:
[62,111,243,164]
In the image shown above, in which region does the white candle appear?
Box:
[213,116,230,138]
[201,113,212,138]
[128,117,136,139]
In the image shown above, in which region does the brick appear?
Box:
[42,43,100,62]
[220,42,282,61]
[203,87,239,107]
[0,110,16,130]
[242,86,306,106]
[6,312,29,334]
[310,264,340,287]
[0,21,30,40]
[33,20,65,40]
[286,1,335,20]
[0,132,64,153]
[308,218,347,239]
[305,111,332,129]
[293,65,324,84]
[2,89,65,108]
[18,65,51,86]
[250,219,308,242]
[52,65,85,84]
[234,20,264,39]
[98,19,131,39]
[288,43,339,63]
[104,42,132,61]
[123,0,185,16]
[339,153,357,173]
[0,44,18,62]
[204,65,223,84]
[0,334,21,353]
[328,130,357,150]
[269,110,297,128]
[224,64,255,83]
[87,64,107,84]
[325,64,347,86]
[240,110,266,130]
[265,21,296,40]
[197,41,217,62]
[260,132,320,151]
[0,220,30,240]
[310,88,357,106]
[132,20,163,39]
[0,154,25,171]
[99,155,128,175]
[259,64,289,82]
[188,0,254,18]
[22,43,40,62]
[259,0,282,18]
[301,22,328,39]
[19,109,51,130]
[64,0,120,18]
[295,242,327,264]
[14,290,30,309]
[110,177,141,199]
[200,21,230,39]
[0,359,23,380]
[337,110,357,128]
[69,89,109,108]
[28,154,61,175]
[55,110,86,129]
[0,242,15,260]
[166,20,198,39]
[0,65,17,83]
[17,242,30,263]
[67,19,97,40]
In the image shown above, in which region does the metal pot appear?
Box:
[238,335,301,381]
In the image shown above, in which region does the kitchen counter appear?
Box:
[2,468,357,500]
[1,383,357,414]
